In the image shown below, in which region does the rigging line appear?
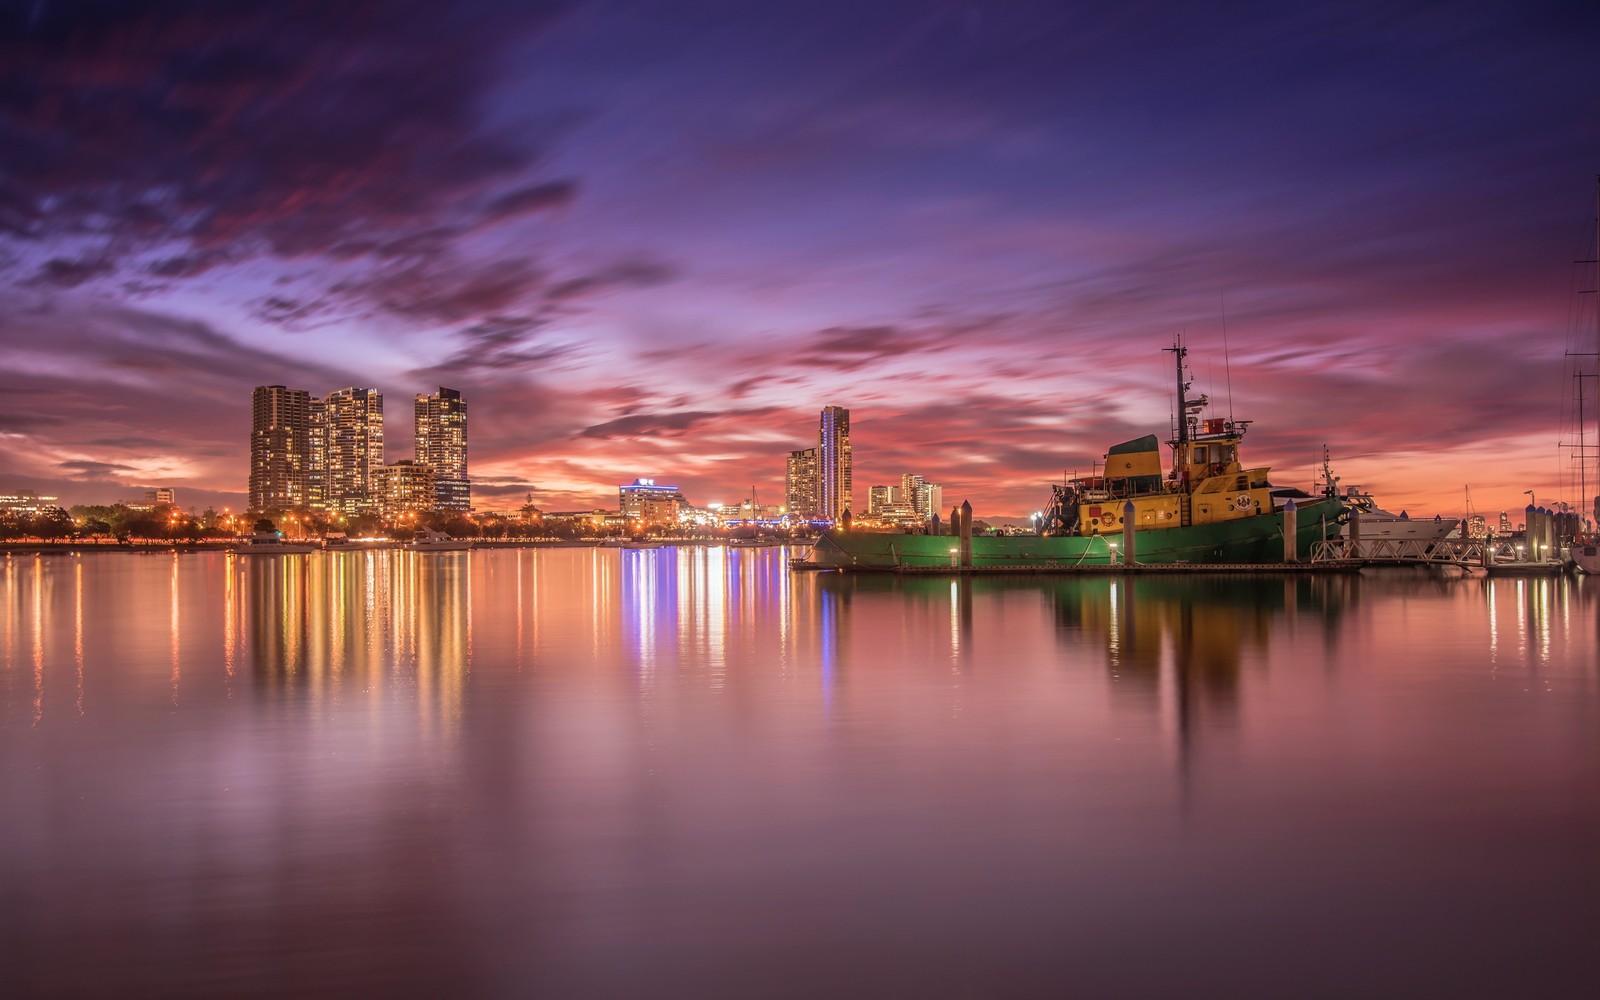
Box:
[1220,291,1235,420]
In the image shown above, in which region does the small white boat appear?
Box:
[1570,533,1600,574]
[233,530,318,555]
[403,527,472,551]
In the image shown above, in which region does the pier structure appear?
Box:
[1308,537,1569,574]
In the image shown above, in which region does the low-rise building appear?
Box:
[376,460,436,519]
[0,492,67,518]
[619,478,688,526]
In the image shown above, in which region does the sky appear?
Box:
[2,0,1598,520]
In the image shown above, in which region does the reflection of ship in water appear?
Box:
[815,571,1359,799]
[1052,575,1352,713]
[1049,575,1360,801]
[232,551,469,724]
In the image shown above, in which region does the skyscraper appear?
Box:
[818,405,852,520]
[306,395,326,508]
[324,387,385,513]
[786,448,819,518]
[415,387,470,511]
[249,385,315,511]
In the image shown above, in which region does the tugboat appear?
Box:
[810,341,1344,570]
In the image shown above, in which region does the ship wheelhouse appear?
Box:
[1041,345,1278,538]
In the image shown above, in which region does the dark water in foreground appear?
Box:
[2,548,1597,998]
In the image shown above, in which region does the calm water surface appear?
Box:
[2,548,1597,997]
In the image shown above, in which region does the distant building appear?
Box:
[1466,514,1488,539]
[867,484,896,515]
[415,387,470,511]
[900,474,923,503]
[900,473,941,520]
[786,448,819,518]
[0,492,65,517]
[249,385,317,511]
[1498,511,1512,536]
[876,501,919,523]
[376,461,435,519]
[547,509,629,532]
[868,474,943,524]
[324,387,385,513]
[711,498,784,524]
[818,405,852,520]
[145,487,175,505]
[619,478,688,526]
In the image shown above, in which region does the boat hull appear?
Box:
[1569,540,1600,574]
[811,497,1344,570]
[1343,517,1458,542]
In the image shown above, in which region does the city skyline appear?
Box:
[250,382,470,516]
[2,2,1599,519]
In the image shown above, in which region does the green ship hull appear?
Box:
[811,496,1344,570]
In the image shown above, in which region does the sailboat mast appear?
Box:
[1580,374,1587,519]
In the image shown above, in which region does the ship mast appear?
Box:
[1593,173,1599,528]
[1167,338,1188,445]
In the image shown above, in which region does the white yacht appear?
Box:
[403,527,472,551]
[233,529,318,555]
[1339,489,1460,543]
[1303,450,1459,543]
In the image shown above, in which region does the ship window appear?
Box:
[1192,445,1209,463]
[1215,445,1235,464]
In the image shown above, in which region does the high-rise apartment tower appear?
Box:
[786,448,819,518]
[249,385,315,511]
[818,405,852,520]
[415,387,470,511]
[323,387,385,513]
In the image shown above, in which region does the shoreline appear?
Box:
[0,538,806,556]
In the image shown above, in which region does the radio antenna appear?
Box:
[1220,292,1235,421]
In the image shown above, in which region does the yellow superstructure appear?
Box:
[1075,420,1275,535]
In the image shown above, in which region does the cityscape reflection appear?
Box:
[1,552,1598,996]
